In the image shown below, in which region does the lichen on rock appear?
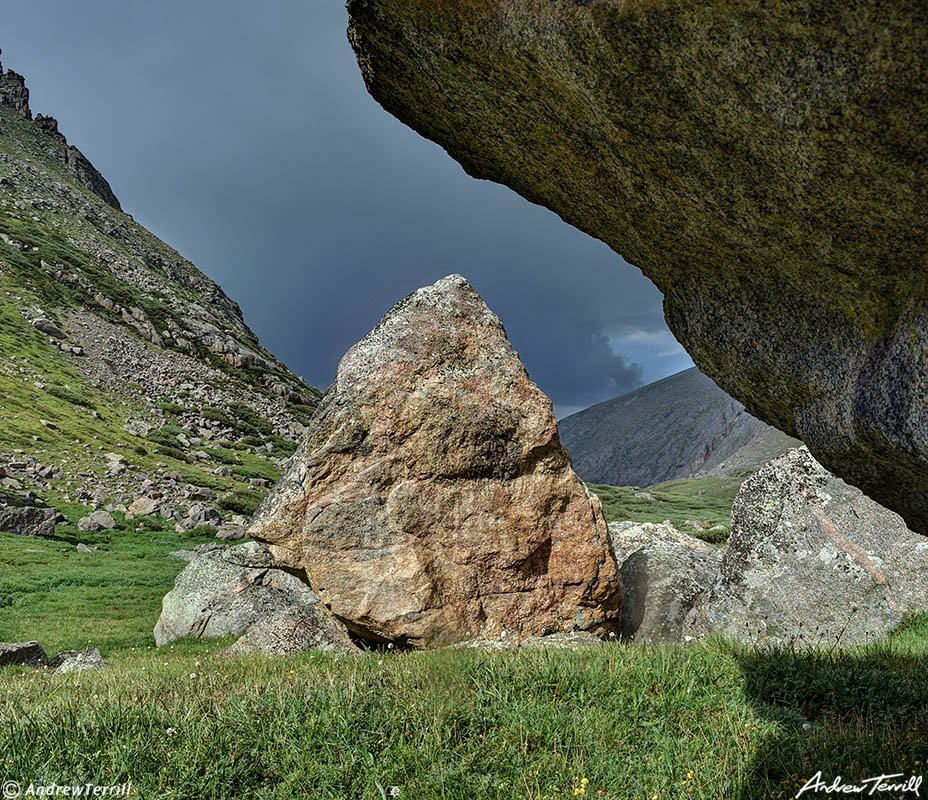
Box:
[346,0,928,534]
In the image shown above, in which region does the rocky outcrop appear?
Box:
[609,522,722,643]
[224,606,359,657]
[153,542,320,646]
[0,61,30,118]
[684,448,928,648]
[346,0,928,535]
[65,145,121,211]
[250,275,620,648]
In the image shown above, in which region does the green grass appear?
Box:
[0,614,925,800]
[1,457,926,799]
[0,512,217,654]
[588,476,741,543]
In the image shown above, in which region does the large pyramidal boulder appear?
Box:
[250,275,620,648]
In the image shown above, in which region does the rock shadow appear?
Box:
[734,620,928,799]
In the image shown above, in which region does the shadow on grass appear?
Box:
[736,617,928,799]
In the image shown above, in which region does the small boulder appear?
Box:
[216,525,247,541]
[32,318,66,339]
[128,497,157,517]
[123,421,152,438]
[49,648,108,674]
[153,541,318,646]
[224,606,359,657]
[0,641,47,667]
[77,510,116,532]
[609,521,722,642]
[684,447,928,648]
[75,543,99,553]
[0,505,58,538]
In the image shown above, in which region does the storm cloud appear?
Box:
[2,0,693,417]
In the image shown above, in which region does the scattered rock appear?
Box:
[153,541,319,646]
[75,543,98,553]
[122,421,151,438]
[250,275,620,648]
[224,606,359,657]
[77,510,116,532]
[609,522,722,643]
[454,631,605,652]
[685,448,928,648]
[0,641,47,667]
[0,505,58,538]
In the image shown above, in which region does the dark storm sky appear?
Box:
[2,0,693,418]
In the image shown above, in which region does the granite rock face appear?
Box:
[608,522,722,643]
[153,541,319,646]
[346,0,928,534]
[684,448,928,647]
[250,275,620,648]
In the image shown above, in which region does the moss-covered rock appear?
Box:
[346,0,928,532]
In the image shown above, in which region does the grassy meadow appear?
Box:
[588,475,744,543]
[1,487,927,799]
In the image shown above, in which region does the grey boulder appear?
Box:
[0,641,47,667]
[77,510,116,532]
[154,541,318,646]
[224,606,359,657]
[609,522,722,643]
[32,318,66,339]
[0,505,58,538]
[684,447,928,648]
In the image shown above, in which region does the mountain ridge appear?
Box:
[560,367,799,488]
[0,55,321,538]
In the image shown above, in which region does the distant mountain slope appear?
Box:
[0,57,322,535]
[559,367,799,487]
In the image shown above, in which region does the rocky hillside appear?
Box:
[560,368,799,487]
[0,58,321,538]
[346,0,928,535]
